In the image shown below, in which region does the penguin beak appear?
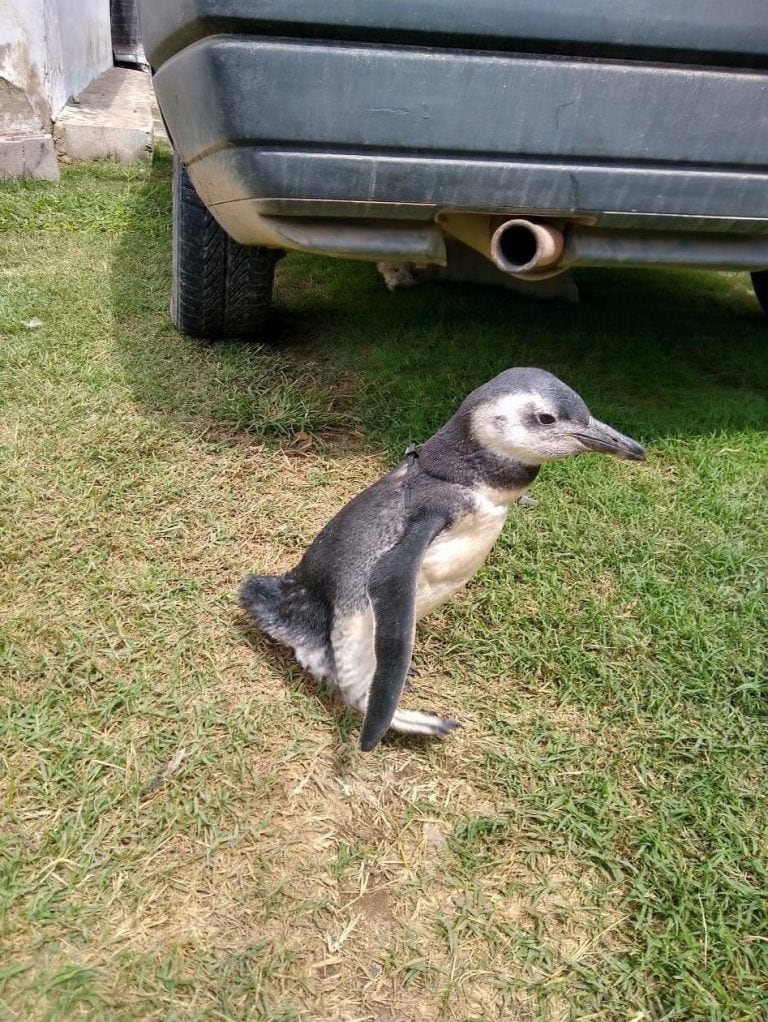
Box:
[570,417,646,461]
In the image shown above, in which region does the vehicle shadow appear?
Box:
[109,149,361,454]
[111,149,768,461]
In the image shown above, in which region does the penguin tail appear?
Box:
[238,574,287,641]
[239,572,330,649]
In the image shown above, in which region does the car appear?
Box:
[141,0,768,338]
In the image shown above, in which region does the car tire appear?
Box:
[171,153,282,339]
[751,270,768,316]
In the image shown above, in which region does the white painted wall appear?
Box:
[0,0,112,132]
[45,0,113,119]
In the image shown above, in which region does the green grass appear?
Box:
[1,150,767,1021]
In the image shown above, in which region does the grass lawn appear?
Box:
[1,149,767,1021]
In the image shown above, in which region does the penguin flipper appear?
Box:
[359,510,449,751]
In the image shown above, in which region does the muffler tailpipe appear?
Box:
[490,219,564,275]
[442,214,768,278]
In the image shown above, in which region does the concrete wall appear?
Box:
[0,0,112,132]
[46,0,113,119]
[0,0,49,133]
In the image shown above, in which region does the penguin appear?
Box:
[239,367,646,751]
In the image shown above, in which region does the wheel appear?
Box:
[751,270,768,316]
[171,153,281,339]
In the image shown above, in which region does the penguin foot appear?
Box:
[403,665,420,694]
[389,709,461,738]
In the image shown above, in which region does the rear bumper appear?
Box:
[147,22,768,270]
[154,36,768,236]
[197,147,768,244]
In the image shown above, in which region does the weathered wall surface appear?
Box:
[46,0,113,118]
[0,0,112,132]
[0,0,49,132]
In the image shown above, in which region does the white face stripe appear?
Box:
[470,390,589,464]
[470,392,552,465]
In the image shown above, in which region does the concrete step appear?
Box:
[0,132,59,181]
[53,67,154,163]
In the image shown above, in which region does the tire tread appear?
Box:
[171,154,280,338]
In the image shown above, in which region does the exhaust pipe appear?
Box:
[440,212,768,278]
[439,212,565,277]
[490,219,564,275]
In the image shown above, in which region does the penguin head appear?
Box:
[466,368,646,466]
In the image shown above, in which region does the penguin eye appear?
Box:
[537,413,556,425]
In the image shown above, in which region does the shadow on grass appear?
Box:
[109,149,356,450]
[111,150,768,459]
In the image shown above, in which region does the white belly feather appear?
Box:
[415,488,518,619]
